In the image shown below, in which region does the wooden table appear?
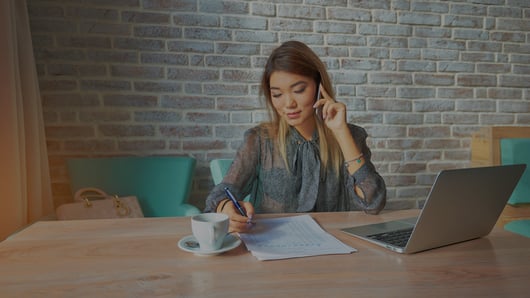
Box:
[1,210,529,297]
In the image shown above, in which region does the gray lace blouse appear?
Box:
[204,124,386,214]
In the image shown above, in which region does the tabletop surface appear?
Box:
[1,210,529,297]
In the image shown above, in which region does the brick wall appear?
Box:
[27,0,530,211]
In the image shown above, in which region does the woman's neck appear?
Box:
[294,120,316,141]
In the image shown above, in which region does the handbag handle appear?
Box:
[74,187,109,202]
[73,187,131,216]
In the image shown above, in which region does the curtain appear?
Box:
[0,0,54,241]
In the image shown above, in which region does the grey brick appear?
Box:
[380,24,412,36]
[415,27,451,38]
[223,16,267,30]
[457,74,497,87]
[456,99,496,112]
[65,7,119,20]
[373,10,397,23]
[328,8,372,22]
[315,21,356,34]
[443,15,483,28]
[351,47,389,59]
[398,61,436,72]
[135,111,181,122]
[398,87,435,99]
[80,22,130,35]
[114,37,165,51]
[500,75,530,88]
[173,14,219,27]
[368,36,407,48]
[414,74,454,86]
[235,31,278,43]
[216,43,260,55]
[199,0,249,14]
[270,19,313,32]
[468,41,502,52]
[450,4,487,16]
[411,2,448,13]
[349,0,390,10]
[121,11,170,24]
[103,94,157,106]
[342,59,381,71]
[111,65,164,79]
[454,29,489,41]
[277,5,325,19]
[134,26,182,38]
[438,88,474,99]
[134,81,182,93]
[81,80,132,91]
[479,114,516,125]
[184,28,232,41]
[205,56,251,68]
[428,39,465,51]
[461,52,495,62]
[399,12,441,26]
[327,35,365,46]
[86,50,138,63]
[497,19,530,31]
[141,53,188,65]
[370,72,413,85]
[422,49,458,61]
[251,3,276,17]
[167,68,219,81]
[168,41,214,53]
[143,0,197,11]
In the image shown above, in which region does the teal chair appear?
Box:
[210,158,234,185]
[504,220,530,238]
[501,138,530,238]
[67,156,200,217]
[501,139,530,205]
[210,158,250,201]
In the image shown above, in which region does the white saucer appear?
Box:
[178,234,241,256]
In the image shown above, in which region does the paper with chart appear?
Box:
[238,214,356,261]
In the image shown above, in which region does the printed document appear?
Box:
[239,214,356,261]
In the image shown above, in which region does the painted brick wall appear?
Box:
[27,0,530,211]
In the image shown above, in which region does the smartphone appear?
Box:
[314,83,323,120]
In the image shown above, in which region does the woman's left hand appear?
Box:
[314,85,348,131]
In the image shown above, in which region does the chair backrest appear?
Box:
[501,138,530,205]
[210,159,234,185]
[67,156,200,217]
[209,158,251,201]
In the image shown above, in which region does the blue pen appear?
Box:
[224,187,247,217]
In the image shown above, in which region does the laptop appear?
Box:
[342,164,526,254]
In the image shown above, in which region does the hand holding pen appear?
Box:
[223,187,255,232]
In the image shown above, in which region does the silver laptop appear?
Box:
[342,164,526,254]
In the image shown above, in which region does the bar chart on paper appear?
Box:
[239,214,356,260]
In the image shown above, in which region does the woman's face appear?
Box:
[269,71,318,138]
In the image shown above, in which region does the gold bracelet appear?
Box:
[344,153,364,167]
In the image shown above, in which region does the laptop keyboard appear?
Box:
[367,228,414,248]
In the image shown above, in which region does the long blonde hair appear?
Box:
[259,41,343,175]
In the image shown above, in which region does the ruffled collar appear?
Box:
[288,127,321,212]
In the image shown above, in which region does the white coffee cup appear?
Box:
[191,213,229,251]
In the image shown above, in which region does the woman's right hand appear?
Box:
[218,200,255,233]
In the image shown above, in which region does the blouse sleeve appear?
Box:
[344,124,387,214]
[204,127,261,213]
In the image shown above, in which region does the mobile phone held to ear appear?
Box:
[314,83,323,120]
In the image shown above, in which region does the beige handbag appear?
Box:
[56,188,144,220]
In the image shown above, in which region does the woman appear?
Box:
[205,41,386,232]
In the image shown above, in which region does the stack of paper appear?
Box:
[238,214,356,261]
